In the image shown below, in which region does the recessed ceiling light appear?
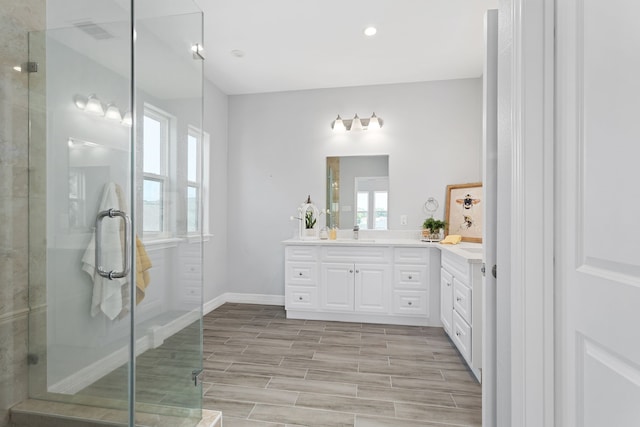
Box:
[364,27,377,37]
[230,49,245,58]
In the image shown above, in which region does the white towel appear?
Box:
[82,183,128,320]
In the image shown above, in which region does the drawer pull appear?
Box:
[298,272,303,276]
[408,301,412,306]
[298,296,303,301]
[456,297,462,302]
[408,275,412,280]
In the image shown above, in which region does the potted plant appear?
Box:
[305,210,317,230]
[422,217,446,240]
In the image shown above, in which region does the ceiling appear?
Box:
[45,0,498,97]
[194,0,498,95]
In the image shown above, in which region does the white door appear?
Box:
[321,263,354,311]
[482,9,498,427]
[354,264,389,313]
[556,1,640,425]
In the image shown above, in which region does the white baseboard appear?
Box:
[221,292,284,306]
[48,309,200,395]
[49,294,283,394]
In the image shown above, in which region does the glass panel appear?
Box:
[187,134,198,182]
[187,185,199,232]
[356,191,369,229]
[28,1,204,426]
[143,115,162,174]
[143,178,163,232]
[134,4,203,425]
[374,191,388,230]
[27,6,134,421]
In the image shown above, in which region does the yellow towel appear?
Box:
[135,237,152,304]
[440,234,462,245]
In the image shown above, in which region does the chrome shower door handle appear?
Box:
[95,209,131,280]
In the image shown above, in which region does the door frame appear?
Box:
[497,0,555,425]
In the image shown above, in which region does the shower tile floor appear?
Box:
[202,303,481,427]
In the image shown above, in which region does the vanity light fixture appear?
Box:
[330,113,383,132]
[74,93,131,126]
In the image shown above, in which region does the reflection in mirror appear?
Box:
[326,155,389,230]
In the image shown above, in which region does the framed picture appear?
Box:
[445,182,483,243]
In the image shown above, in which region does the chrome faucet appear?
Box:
[353,225,359,240]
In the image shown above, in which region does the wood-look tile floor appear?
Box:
[203,303,481,427]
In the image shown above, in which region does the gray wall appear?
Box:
[0,1,46,425]
[226,78,482,297]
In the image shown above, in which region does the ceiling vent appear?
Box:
[73,20,114,40]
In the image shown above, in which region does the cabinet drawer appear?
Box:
[392,291,428,316]
[322,246,390,263]
[286,246,318,261]
[441,250,471,285]
[394,247,429,264]
[453,278,472,325]
[452,310,472,364]
[394,265,428,290]
[285,262,318,285]
[286,286,318,309]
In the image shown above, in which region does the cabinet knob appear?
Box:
[447,282,451,287]
[298,296,303,301]
[408,275,413,280]
[456,331,461,337]
[349,269,354,273]
[355,270,359,273]
[298,272,303,276]
[408,301,412,306]
[456,297,462,302]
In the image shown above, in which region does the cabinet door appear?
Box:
[321,263,354,311]
[354,264,390,313]
[440,268,454,335]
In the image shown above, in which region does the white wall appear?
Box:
[226,78,482,296]
[203,79,229,303]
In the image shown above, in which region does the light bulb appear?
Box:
[332,115,346,132]
[85,94,104,116]
[121,111,132,127]
[73,95,87,110]
[104,103,122,121]
[351,114,363,131]
[368,112,382,130]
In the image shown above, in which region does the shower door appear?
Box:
[27,1,203,425]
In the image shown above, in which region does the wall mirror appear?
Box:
[326,155,389,230]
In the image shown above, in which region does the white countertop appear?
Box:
[282,238,483,262]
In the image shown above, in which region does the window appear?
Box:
[186,127,210,234]
[354,177,389,230]
[143,107,170,235]
[187,130,200,233]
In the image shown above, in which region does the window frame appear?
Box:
[186,126,210,235]
[142,105,172,238]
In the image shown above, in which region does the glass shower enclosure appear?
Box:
[27,1,204,425]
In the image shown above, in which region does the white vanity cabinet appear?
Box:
[284,246,319,310]
[321,262,389,313]
[283,241,441,326]
[440,248,483,382]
